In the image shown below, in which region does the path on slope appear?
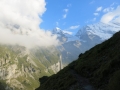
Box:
[69,69,96,90]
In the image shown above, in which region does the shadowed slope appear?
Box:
[36,31,120,90]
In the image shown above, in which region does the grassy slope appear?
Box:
[36,31,120,90]
[0,45,59,90]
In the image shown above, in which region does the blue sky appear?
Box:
[0,0,120,47]
[40,0,120,35]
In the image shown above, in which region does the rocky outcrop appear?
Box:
[0,45,60,90]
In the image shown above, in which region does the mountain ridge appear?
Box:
[36,31,120,90]
[0,45,61,90]
[53,22,120,65]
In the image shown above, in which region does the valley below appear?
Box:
[0,45,61,90]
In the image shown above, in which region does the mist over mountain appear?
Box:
[0,0,62,90]
[0,0,59,48]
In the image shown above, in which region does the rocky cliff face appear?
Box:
[0,45,61,90]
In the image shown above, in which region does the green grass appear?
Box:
[0,45,60,90]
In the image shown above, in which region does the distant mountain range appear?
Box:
[53,22,120,65]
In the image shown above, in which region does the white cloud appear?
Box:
[64,9,69,13]
[85,17,96,23]
[96,6,103,12]
[63,9,69,19]
[103,7,114,13]
[94,13,99,16]
[113,16,120,23]
[101,6,120,23]
[62,30,73,35]
[110,2,118,6]
[69,25,80,29]
[90,0,95,4]
[63,14,67,19]
[0,0,59,48]
[67,4,71,7]
[110,3,115,6]
[56,22,59,26]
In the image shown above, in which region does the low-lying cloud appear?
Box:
[0,0,59,48]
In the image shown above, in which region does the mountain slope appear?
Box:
[36,31,120,90]
[0,45,61,90]
[53,22,120,65]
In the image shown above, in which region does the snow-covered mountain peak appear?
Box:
[76,22,120,41]
[53,27,63,34]
[52,27,79,42]
[53,22,120,65]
